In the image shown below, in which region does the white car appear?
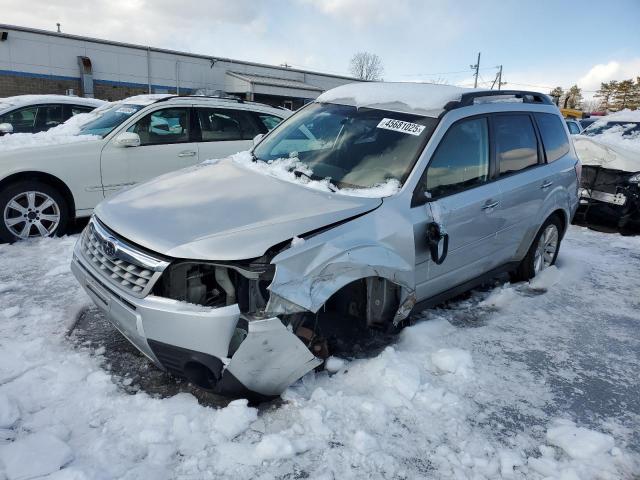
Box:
[0,95,105,135]
[0,95,289,241]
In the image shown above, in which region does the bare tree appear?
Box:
[349,52,384,81]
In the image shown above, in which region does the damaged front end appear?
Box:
[578,165,640,230]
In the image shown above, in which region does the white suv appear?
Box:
[0,95,289,241]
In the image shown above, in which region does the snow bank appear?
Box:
[230,151,401,198]
[317,82,472,117]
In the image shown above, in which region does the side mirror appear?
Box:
[114,132,141,148]
[252,133,264,146]
[0,123,14,135]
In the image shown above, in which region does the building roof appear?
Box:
[226,72,323,92]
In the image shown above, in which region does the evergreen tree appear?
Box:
[594,81,617,111]
[563,85,583,109]
[611,79,635,110]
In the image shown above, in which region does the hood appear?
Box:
[95,159,382,260]
[573,136,640,173]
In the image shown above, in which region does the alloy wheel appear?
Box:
[533,224,559,274]
[3,191,61,239]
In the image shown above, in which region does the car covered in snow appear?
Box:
[0,94,105,136]
[573,110,640,231]
[71,83,580,399]
[0,95,288,241]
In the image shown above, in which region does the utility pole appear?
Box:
[497,65,503,90]
[280,62,291,69]
[56,23,61,33]
[470,52,481,88]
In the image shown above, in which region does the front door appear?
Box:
[413,116,503,300]
[100,107,199,197]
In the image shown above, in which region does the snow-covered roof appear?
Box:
[316,82,474,117]
[117,94,174,106]
[591,109,640,124]
[0,95,105,109]
[227,72,323,92]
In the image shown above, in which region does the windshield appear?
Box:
[78,104,145,137]
[583,121,640,138]
[252,103,437,189]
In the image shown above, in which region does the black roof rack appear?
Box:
[444,90,555,111]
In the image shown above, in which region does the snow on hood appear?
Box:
[95,157,381,260]
[316,82,473,117]
[574,110,640,172]
[229,151,401,198]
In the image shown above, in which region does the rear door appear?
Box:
[195,107,263,160]
[100,106,199,197]
[413,116,504,299]
[490,113,554,261]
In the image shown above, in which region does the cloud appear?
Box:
[577,59,640,91]
[301,0,410,27]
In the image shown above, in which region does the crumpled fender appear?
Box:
[266,241,415,315]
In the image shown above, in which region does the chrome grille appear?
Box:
[79,219,170,298]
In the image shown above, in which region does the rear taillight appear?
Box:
[574,161,582,192]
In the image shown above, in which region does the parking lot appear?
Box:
[1,225,638,479]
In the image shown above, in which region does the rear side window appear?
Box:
[197,108,261,141]
[494,114,539,175]
[536,113,570,162]
[425,117,489,198]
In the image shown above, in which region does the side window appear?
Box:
[36,105,64,130]
[493,114,539,175]
[197,108,261,141]
[255,113,283,132]
[4,106,38,131]
[128,108,190,146]
[536,113,571,162]
[425,117,489,198]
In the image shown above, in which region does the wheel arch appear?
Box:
[0,171,76,218]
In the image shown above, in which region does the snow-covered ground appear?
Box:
[0,226,639,479]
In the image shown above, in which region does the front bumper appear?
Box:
[71,240,321,398]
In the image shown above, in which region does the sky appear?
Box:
[1,0,639,98]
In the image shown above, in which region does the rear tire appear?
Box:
[511,215,563,282]
[0,180,69,242]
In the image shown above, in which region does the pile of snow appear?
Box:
[317,82,473,117]
[0,227,639,478]
[229,151,401,198]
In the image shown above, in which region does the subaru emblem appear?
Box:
[101,238,117,258]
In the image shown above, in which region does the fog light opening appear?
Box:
[183,361,217,390]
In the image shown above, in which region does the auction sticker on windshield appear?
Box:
[377,118,426,136]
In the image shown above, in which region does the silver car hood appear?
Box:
[95,159,382,260]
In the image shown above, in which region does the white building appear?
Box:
[0,24,359,109]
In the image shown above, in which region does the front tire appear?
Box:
[511,215,562,282]
[0,181,69,242]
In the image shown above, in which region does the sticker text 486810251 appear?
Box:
[376,118,426,136]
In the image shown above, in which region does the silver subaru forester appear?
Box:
[71,83,580,399]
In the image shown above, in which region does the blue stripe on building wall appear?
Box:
[0,69,191,94]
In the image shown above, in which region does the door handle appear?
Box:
[178,150,197,157]
[540,180,554,189]
[482,200,499,210]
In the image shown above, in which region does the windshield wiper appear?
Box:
[293,169,338,192]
